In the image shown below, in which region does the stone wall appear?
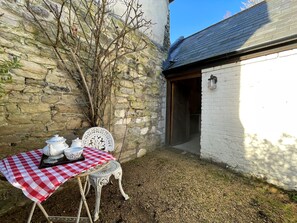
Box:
[0,0,167,214]
[201,48,297,190]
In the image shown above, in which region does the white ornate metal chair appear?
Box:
[82,127,129,221]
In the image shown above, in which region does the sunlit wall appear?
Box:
[201,48,297,190]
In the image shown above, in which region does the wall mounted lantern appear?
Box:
[208,75,217,90]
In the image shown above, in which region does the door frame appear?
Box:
[165,70,202,145]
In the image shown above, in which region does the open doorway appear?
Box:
[167,75,202,155]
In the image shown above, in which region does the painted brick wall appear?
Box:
[201,48,297,190]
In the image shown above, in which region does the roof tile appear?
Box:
[164,0,297,71]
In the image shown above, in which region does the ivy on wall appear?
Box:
[0,55,21,97]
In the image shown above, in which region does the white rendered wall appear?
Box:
[201,48,297,190]
[112,0,170,46]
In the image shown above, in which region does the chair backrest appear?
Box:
[82,127,115,152]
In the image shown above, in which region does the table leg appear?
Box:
[76,176,93,223]
[27,202,52,223]
[27,202,36,223]
[37,202,53,223]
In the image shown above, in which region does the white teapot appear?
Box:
[43,134,69,159]
[70,138,82,148]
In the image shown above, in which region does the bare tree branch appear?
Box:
[26,0,152,127]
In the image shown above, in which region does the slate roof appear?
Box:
[163,0,297,72]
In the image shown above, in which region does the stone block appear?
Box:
[112,125,127,140]
[134,88,145,97]
[25,78,47,87]
[150,126,156,133]
[54,104,81,113]
[140,127,149,135]
[45,70,66,83]
[6,92,40,103]
[66,118,83,130]
[18,103,49,113]
[22,21,38,34]
[119,149,136,160]
[47,122,66,132]
[0,116,7,126]
[120,80,134,88]
[6,113,33,124]
[12,68,46,80]
[9,45,34,59]
[115,118,131,125]
[127,95,136,101]
[137,148,147,158]
[0,125,21,135]
[20,138,46,150]
[129,69,139,78]
[81,120,90,128]
[127,127,141,136]
[114,109,126,118]
[130,101,145,110]
[0,36,14,48]
[116,97,128,103]
[28,123,47,132]
[61,94,83,105]
[151,112,158,119]
[150,86,160,95]
[2,80,25,92]
[136,116,150,124]
[21,60,48,75]
[49,85,70,93]
[120,87,134,95]
[52,113,69,122]
[0,10,21,28]
[41,95,60,104]
[114,103,130,110]
[0,135,22,144]
[5,103,20,113]
[31,112,52,124]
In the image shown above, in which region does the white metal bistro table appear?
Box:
[0,147,115,223]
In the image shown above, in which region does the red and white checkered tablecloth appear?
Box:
[0,147,115,203]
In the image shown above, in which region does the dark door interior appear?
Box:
[170,77,201,145]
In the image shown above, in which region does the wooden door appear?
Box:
[170,81,190,145]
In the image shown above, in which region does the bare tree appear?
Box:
[241,0,264,10]
[25,0,152,127]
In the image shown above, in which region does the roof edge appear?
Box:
[163,34,297,76]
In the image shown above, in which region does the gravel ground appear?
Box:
[1,147,297,223]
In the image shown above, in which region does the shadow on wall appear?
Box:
[201,2,289,186]
[238,46,297,190]
[244,133,297,190]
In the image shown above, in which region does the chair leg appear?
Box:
[113,169,129,200]
[92,178,109,222]
[93,183,102,221]
[85,179,91,196]
[118,175,129,200]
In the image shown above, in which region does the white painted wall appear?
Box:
[112,0,170,46]
[201,48,297,190]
